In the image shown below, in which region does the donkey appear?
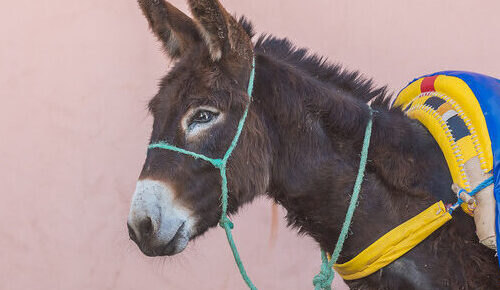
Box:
[127,0,500,289]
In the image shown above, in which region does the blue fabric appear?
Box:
[401,71,500,266]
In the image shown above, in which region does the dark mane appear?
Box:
[238,16,393,108]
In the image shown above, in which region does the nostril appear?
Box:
[138,216,154,237]
[127,222,138,242]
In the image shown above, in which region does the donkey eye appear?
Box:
[188,110,218,129]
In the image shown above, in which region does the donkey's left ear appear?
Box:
[187,0,253,63]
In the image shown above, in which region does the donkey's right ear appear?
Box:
[138,0,200,59]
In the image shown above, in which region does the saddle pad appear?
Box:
[392,71,500,265]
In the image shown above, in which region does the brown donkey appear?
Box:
[127,0,499,288]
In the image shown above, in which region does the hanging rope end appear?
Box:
[312,262,334,290]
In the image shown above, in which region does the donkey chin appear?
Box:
[127,179,195,257]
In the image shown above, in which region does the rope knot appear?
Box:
[313,262,334,290]
[210,159,224,168]
[219,216,234,229]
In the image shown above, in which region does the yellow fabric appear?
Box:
[395,75,493,175]
[333,202,452,280]
[433,76,493,172]
[407,107,466,189]
[393,77,422,109]
[394,75,493,191]
[456,135,477,164]
[436,102,453,115]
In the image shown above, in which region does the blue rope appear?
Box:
[448,176,494,213]
[313,109,374,290]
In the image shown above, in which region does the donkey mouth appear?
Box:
[158,222,188,256]
[138,221,189,257]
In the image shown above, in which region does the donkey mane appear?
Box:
[238,17,393,109]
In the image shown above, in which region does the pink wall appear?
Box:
[1,0,500,289]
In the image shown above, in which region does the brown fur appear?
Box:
[138,0,201,58]
[134,1,500,289]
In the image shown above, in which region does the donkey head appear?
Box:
[128,0,270,257]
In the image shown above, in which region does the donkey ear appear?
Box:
[187,0,253,62]
[138,0,200,59]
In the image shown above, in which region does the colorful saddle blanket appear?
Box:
[392,71,500,266]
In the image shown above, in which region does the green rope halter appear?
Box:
[148,55,374,290]
[149,57,257,289]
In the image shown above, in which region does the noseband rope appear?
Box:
[148,55,375,290]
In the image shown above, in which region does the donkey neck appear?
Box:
[252,53,453,257]
[251,53,500,288]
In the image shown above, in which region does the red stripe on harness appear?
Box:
[421,75,438,92]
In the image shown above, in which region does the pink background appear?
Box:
[2,0,500,289]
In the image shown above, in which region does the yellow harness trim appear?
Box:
[333,202,452,280]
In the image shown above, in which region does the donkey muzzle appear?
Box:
[128,179,193,256]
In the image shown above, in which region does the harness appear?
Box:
[394,72,499,253]
[333,72,500,282]
[147,58,499,289]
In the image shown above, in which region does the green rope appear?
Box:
[313,109,374,290]
[149,57,257,290]
[148,143,224,168]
